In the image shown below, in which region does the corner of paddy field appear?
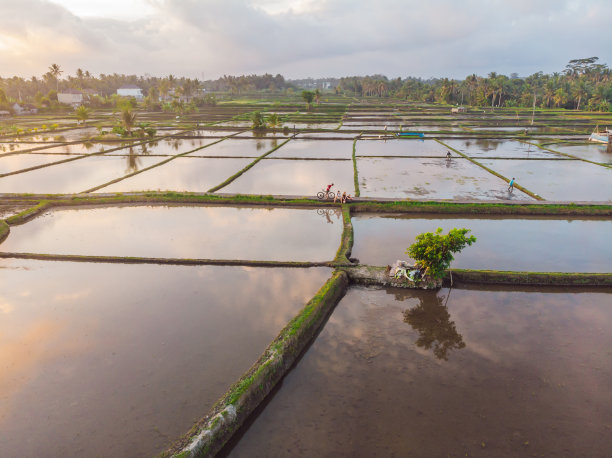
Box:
[163,270,349,458]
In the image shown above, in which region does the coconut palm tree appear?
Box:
[121,109,137,135]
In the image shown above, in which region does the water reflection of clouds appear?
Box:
[352,215,612,272]
[223,159,354,196]
[2,205,342,261]
[0,259,331,456]
[228,286,612,457]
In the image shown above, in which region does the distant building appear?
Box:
[12,103,38,115]
[451,106,466,114]
[58,89,84,106]
[117,85,143,100]
[81,88,99,98]
[0,110,11,119]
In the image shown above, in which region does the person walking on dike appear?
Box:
[508,177,515,192]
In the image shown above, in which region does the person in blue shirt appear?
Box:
[508,177,515,192]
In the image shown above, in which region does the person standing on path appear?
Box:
[508,177,515,192]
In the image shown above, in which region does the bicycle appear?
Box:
[317,189,335,200]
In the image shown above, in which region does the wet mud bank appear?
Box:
[164,271,349,458]
[341,265,441,289]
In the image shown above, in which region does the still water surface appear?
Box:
[224,285,612,457]
[0,259,331,457]
[352,214,612,272]
[1,205,342,261]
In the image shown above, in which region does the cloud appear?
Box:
[0,0,610,79]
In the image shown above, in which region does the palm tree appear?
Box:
[121,109,137,135]
[49,63,63,92]
[158,79,170,101]
[75,105,90,125]
[572,80,589,110]
[76,68,84,85]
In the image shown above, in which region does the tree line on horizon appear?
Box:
[1,57,610,113]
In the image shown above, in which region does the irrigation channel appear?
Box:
[0,101,611,457]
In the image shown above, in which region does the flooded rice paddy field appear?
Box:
[224,285,612,458]
[195,138,284,157]
[479,159,612,201]
[0,258,331,457]
[2,108,610,202]
[352,214,612,272]
[0,153,85,175]
[0,155,164,194]
[543,142,612,164]
[1,205,343,261]
[442,139,564,158]
[356,139,446,156]
[100,137,219,156]
[221,158,354,196]
[296,132,356,139]
[269,139,353,158]
[357,157,533,200]
[100,157,252,193]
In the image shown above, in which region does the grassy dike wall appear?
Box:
[333,205,354,265]
[0,220,9,244]
[163,270,349,458]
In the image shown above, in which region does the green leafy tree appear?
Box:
[251,111,266,129]
[267,112,281,128]
[301,90,315,109]
[406,227,476,279]
[75,105,90,125]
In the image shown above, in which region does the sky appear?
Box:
[0,0,611,80]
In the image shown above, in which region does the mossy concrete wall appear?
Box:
[164,270,349,458]
[445,269,612,287]
[340,265,612,289]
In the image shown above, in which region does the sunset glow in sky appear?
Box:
[0,0,611,79]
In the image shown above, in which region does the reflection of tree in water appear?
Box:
[402,292,465,361]
[472,137,502,153]
[140,143,150,156]
[125,146,141,174]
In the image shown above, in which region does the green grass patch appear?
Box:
[348,200,612,216]
[4,201,50,225]
[333,205,354,264]
[352,137,360,197]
